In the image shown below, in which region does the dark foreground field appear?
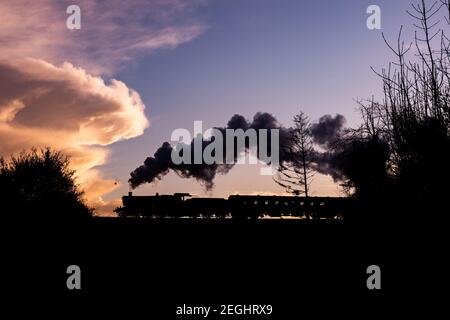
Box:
[3,216,445,316]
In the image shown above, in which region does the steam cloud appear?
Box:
[311,114,346,148]
[310,114,347,181]
[129,113,347,190]
[129,113,292,189]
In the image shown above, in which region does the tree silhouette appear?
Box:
[353,0,450,217]
[274,112,315,197]
[335,137,389,198]
[0,148,92,219]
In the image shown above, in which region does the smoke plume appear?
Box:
[310,114,346,148]
[309,114,347,181]
[129,113,293,189]
[129,113,349,189]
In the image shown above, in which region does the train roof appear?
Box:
[227,194,346,199]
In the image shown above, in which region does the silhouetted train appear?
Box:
[115,192,354,219]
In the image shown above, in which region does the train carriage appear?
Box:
[115,192,353,219]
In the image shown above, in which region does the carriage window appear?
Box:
[265,200,269,205]
[275,201,279,205]
[254,200,258,205]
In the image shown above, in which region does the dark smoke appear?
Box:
[129,113,293,190]
[310,114,346,148]
[309,114,347,181]
[129,141,222,190]
[310,151,346,182]
[129,112,350,190]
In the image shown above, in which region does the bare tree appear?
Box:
[274,112,315,197]
[357,0,450,216]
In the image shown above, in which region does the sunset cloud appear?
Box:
[0,59,149,214]
[0,0,207,215]
[0,0,207,74]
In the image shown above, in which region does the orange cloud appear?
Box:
[0,59,148,215]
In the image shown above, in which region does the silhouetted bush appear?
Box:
[0,148,92,219]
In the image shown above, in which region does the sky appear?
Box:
[0,0,420,215]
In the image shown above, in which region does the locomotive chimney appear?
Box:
[128,191,133,197]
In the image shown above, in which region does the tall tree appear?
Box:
[274,112,315,197]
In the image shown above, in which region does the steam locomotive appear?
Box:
[115,192,353,219]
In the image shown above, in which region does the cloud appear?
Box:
[0,0,207,74]
[0,0,208,215]
[0,59,149,215]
